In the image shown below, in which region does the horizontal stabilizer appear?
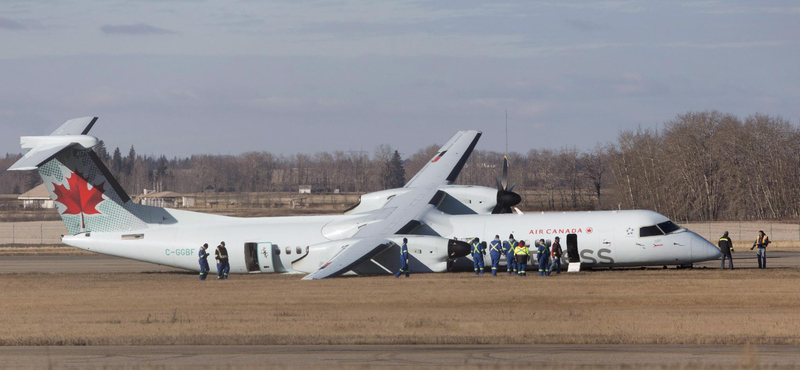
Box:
[9,117,100,171]
[50,117,97,136]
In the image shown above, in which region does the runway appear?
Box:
[2,344,799,369]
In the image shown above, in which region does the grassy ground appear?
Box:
[2,268,799,347]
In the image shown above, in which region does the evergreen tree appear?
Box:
[112,147,123,173]
[12,184,21,194]
[388,150,405,188]
[95,140,110,163]
[125,145,137,175]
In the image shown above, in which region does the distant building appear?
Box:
[299,185,312,194]
[18,184,54,209]
[139,190,196,208]
[203,185,216,193]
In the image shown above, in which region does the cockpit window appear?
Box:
[658,221,681,234]
[640,225,665,237]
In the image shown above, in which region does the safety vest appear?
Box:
[489,240,501,253]
[537,245,547,257]
[514,245,529,256]
[505,240,517,253]
[215,247,228,261]
[471,241,482,255]
[400,243,408,256]
[755,235,769,248]
[719,237,730,243]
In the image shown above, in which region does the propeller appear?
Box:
[491,156,522,214]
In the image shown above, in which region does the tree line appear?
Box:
[1,111,797,221]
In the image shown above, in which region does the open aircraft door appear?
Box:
[244,242,279,273]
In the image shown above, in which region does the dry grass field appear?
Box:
[2,268,799,347]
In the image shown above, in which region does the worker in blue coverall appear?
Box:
[198,243,210,281]
[215,241,230,280]
[503,234,518,275]
[395,237,410,278]
[471,237,485,275]
[537,238,551,277]
[514,240,530,276]
[488,235,502,276]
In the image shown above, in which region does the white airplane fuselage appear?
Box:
[63,208,721,274]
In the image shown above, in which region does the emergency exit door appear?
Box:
[566,234,580,263]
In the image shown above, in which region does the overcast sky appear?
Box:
[1,0,798,157]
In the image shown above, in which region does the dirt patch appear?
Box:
[2,269,799,346]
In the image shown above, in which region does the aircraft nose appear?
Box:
[692,233,722,261]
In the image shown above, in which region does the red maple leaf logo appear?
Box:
[52,172,106,229]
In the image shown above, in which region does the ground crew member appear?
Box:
[514,240,530,276]
[503,234,518,275]
[537,239,551,277]
[215,241,230,279]
[750,230,770,269]
[395,237,410,278]
[471,237,484,275]
[549,236,563,274]
[198,243,210,280]
[719,231,734,270]
[488,235,502,276]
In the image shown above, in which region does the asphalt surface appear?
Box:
[2,344,799,369]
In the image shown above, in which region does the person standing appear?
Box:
[514,240,530,277]
[503,234,518,275]
[395,237,410,278]
[198,243,210,280]
[537,239,551,277]
[471,237,484,275]
[215,241,230,279]
[549,236,563,274]
[488,235,502,276]
[750,230,770,269]
[718,231,734,270]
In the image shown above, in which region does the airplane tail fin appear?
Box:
[9,117,150,235]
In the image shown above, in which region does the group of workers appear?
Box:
[718,230,771,270]
[198,241,230,280]
[470,234,563,277]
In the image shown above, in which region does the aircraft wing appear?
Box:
[302,130,481,280]
[404,130,481,188]
[302,237,393,280]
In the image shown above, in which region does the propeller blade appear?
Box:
[507,183,516,192]
[495,176,504,192]
[491,203,504,214]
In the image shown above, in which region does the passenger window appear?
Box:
[285,247,291,255]
[274,247,280,256]
[296,246,302,254]
[640,225,665,237]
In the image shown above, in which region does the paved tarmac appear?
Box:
[2,344,799,369]
[0,254,179,273]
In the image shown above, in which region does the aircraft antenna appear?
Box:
[505,110,508,156]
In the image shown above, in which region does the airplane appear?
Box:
[8,117,722,279]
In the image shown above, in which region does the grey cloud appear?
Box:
[100,23,177,35]
[0,17,25,30]
[563,19,605,32]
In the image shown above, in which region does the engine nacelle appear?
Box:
[292,235,471,275]
[345,185,498,216]
[436,185,497,215]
